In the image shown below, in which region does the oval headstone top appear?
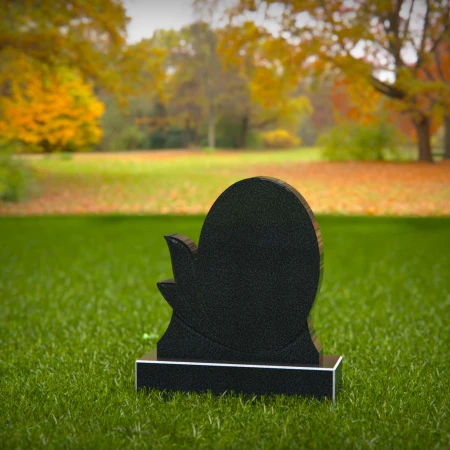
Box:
[158,176,323,356]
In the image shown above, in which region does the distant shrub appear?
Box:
[0,154,37,202]
[245,131,263,149]
[165,128,184,149]
[117,126,146,150]
[431,126,444,150]
[261,129,301,149]
[148,128,166,150]
[318,121,400,161]
[215,115,242,148]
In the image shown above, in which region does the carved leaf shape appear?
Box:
[157,279,206,334]
[162,234,213,334]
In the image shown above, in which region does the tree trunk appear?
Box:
[183,117,191,148]
[444,115,450,160]
[207,103,215,149]
[191,128,198,146]
[238,116,249,149]
[41,139,52,153]
[414,115,433,162]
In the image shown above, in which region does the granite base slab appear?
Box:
[136,351,342,402]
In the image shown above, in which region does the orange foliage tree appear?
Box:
[419,38,450,157]
[223,0,450,161]
[0,61,104,152]
[328,75,440,143]
[329,77,385,125]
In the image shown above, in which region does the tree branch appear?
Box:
[401,0,415,40]
[382,0,405,67]
[427,18,450,56]
[416,0,430,69]
[253,115,279,130]
[370,75,406,99]
[422,67,434,81]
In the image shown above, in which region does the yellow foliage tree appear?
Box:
[217,22,311,144]
[0,0,128,96]
[0,63,104,152]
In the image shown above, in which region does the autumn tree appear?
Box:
[328,74,426,141]
[224,0,450,161]
[216,21,311,146]
[100,36,171,150]
[420,37,450,158]
[437,39,450,158]
[297,81,335,146]
[170,22,222,148]
[128,29,203,148]
[0,0,136,154]
[114,19,310,150]
[125,26,217,149]
[0,59,104,152]
[0,0,129,95]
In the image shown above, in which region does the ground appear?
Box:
[1,148,450,216]
[1,215,449,449]
[1,149,450,448]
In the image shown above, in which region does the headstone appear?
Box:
[136,176,342,401]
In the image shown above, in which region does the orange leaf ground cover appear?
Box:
[1,152,449,216]
[249,161,450,216]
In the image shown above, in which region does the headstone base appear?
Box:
[136,351,342,402]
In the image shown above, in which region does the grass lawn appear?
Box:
[1,215,449,449]
[1,148,449,216]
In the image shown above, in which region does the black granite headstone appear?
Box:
[136,176,342,401]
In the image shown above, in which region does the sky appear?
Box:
[122,0,281,43]
[121,0,419,82]
[123,0,198,43]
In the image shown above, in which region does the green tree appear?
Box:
[166,22,222,148]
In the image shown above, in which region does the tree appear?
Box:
[123,21,310,150]
[297,81,335,146]
[216,21,311,146]
[0,60,104,152]
[329,76,385,125]
[108,37,172,149]
[0,0,134,154]
[328,74,433,140]
[419,37,450,158]
[225,0,450,161]
[129,25,218,148]
[0,0,129,95]
[178,22,222,149]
